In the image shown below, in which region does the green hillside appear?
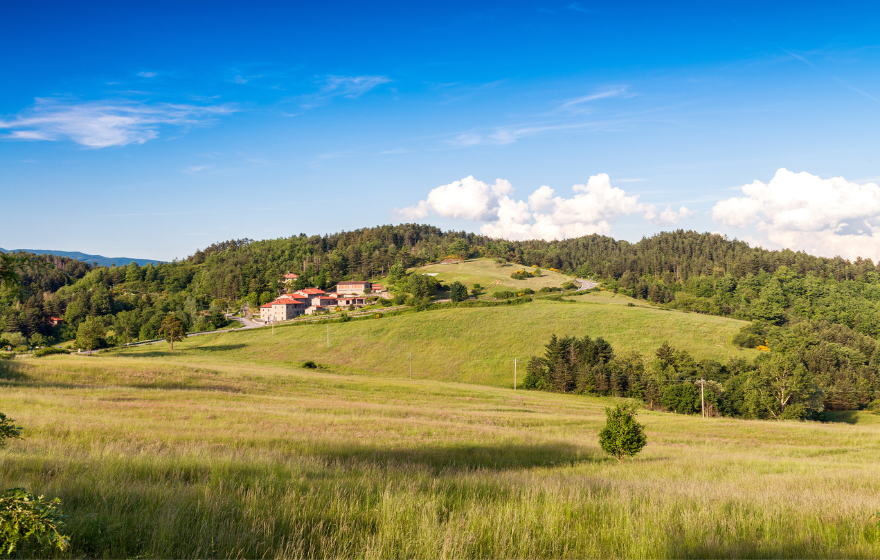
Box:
[115,295,756,386]
[413,258,574,295]
[2,354,878,557]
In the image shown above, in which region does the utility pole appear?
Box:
[697,378,706,418]
[409,353,412,380]
[514,358,517,390]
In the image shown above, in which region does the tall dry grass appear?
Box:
[2,355,878,558]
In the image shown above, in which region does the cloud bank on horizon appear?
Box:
[713,168,880,262]
[395,174,693,241]
[399,169,880,262]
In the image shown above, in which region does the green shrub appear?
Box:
[0,488,69,554]
[599,403,647,462]
[732,321,768,348]
[510,270,536,280]
[449,281,468,302]
[0,414,22,448]
[561,281,577,290]
[2,333,26,348]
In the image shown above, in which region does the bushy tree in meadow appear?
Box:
[75,316,106,351]
[406,274,437,299]
[744,354,824,420]
[159,315,186,350]
[449,281,468,302]
[599,403,647,462]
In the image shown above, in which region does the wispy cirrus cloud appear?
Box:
[296,75,392,109]
[558,86,633,114]
[446,122,597,147]
[137,71,158,78]
[0,98,237,148]
[443,86,636,147]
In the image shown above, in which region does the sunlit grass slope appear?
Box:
[415,258,574,294]
[2,356,879,558]
[116,296,757,386]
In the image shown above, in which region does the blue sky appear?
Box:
[3,1,880,260]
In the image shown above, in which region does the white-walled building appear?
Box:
[336,281,371,294]
[259,298,307,321]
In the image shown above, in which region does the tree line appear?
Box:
[522,326,877,419]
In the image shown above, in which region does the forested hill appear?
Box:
[3,223,880,347]
[183,224,869,299]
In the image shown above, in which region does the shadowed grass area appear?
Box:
[825,410,880,425]
[1,356,880,558]
[108,297,756,387]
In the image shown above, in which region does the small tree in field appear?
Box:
[599,403,647,462]
[158,315,186,350]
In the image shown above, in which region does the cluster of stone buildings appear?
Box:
[258,280,386,322]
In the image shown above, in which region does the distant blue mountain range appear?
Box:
[0,248,163,267]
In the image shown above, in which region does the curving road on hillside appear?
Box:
[576,278,598,290]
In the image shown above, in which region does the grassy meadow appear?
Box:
[114,295,756,387]
[2,353,880,558]
[414,258,574,296]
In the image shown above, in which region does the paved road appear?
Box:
[576,278,599,290]
[226,312,262,329]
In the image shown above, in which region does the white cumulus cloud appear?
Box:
[644,205,695,226]
[712,168,880,260]
[0,97,236,148]
[396,174,692,241]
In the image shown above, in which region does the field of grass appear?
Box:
[414,258,574,296]
[110,296,757,387]
[2,353,880,558]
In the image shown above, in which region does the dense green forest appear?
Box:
[3,224,880,415]
[522,326,878,418]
